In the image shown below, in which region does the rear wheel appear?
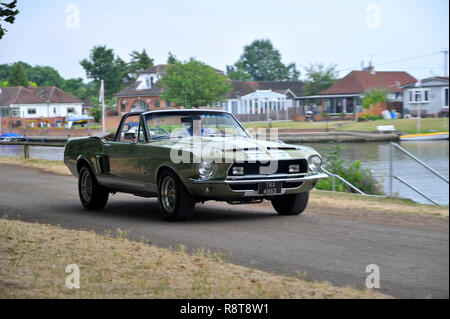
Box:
[271,192,309,215]
[78,165,109,210]
[158,169,195,221]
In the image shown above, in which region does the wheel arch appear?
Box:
[156,165,194,195]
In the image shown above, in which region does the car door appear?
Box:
[102,114,145,190]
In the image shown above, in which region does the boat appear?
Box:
[399,132,449,141]
[0,132,24,142]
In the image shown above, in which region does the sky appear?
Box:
[0,0,448,81]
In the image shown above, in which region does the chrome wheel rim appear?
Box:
[80,170,93,202]
[161,176,176,213]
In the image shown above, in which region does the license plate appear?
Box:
[258,181,282,195]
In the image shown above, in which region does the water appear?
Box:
[1,141,448,205]
[302,140,449,206]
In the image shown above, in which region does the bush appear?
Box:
[316,143,383,195]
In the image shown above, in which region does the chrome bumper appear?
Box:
[191,172,329,185]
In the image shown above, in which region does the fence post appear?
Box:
[332,174,336,192]
[389,142,393,197]
[24,144,30,159]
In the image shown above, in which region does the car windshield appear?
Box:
[144,112,248,140]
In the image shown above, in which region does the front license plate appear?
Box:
[258,181,282,195]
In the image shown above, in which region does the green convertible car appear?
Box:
[64,109,327,221]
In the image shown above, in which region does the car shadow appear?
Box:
[62,197,279,224]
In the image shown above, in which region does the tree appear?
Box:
[303,63,339,96]
[226,61,252,81]
[159,58,231,108]
[27,65,65,87]
[227,39,300,81]
[362,88,389,109]
[80,45,124,98]
[0,0,18,39]
[8,63,28,87]
[167,51,178,64]
[124,49,154,83]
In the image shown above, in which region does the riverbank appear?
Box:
[0,218,390,298]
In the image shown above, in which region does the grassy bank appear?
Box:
[243,120,348,130]
[0,218,389,299]
[336,118,449,134]
[0,156,70,176]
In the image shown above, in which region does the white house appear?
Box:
[0,86,83,128]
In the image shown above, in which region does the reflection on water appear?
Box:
[303,140,449,206]
[0,141,448,205]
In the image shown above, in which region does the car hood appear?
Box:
[151,136,319,161]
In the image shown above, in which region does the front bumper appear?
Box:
[187,172,329,200]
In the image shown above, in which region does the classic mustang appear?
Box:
[64,109,327,221]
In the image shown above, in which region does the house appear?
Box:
[401,77,449,117]
[217,80,305,115]
[0,86,83,128]
[298,66,416,117]
[114,64,226,115]
[114,64,173,115]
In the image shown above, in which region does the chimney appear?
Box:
[367,62,375,74]
[28,83,35,93]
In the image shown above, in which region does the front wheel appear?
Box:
[157,169,195,221]
[271,192,310,215]
[78,166,109,210]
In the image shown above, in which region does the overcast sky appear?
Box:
[0,0,448,81]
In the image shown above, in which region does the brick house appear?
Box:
[298,67,416,117]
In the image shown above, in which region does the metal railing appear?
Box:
[320,167,386,198]
[389,142,448,206]
[0,141,65,159]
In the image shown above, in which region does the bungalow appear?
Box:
[0,86,83,128]
[401,77,449,117]
[298,66,416,117]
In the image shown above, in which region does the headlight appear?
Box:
[308,155,322,173]
[198,161,215,178]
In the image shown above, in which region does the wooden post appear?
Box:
[24,144,30,159]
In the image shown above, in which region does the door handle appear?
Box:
[104,143,112,148]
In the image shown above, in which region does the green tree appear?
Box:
[8,62,28,87]
[0,0,19,39]
[226,61,252,81]
[303,63,338,96]
[227,39,300,81]
[167,51,178,64]
[362,88,389,109]
[159,58,231,108]
[80,45,124,98]
[27,65,65,87]
[124,49,154,84]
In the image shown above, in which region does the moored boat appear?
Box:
[399,132,449,141]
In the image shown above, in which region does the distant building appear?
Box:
[298,66,416,116]
[217,80,305,115]
[0,86,83,128]
[401,77,449,117]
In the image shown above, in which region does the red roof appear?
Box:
[0,86,82,106]
[320,71,417,95]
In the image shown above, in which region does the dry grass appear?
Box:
[0,218,390,299]
[310,190,449,217]
[0,156,71,176]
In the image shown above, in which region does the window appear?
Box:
[12,108,20,117]
[67,107,75,113]
[121,100,127,112]
[409,89,429,103]
[444,87,449,107]
[155,99,160,108]
[145,77,151,88]
[53,107,56,114]
[27,108,36,115]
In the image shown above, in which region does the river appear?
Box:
[0,140,448,205]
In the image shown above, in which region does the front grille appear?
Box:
[228,159,308,176]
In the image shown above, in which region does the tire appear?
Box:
[271,191,310,215]
[157,169,195,221]
[78,165,109,210]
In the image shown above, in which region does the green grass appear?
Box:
[243,120,349,130]
[336,118,449,134]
